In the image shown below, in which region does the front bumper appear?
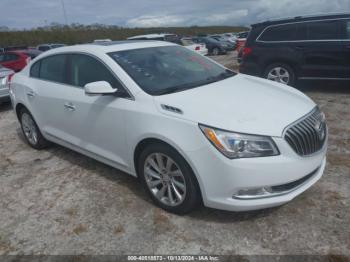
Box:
[185,136,327,212]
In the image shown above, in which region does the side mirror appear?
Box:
[84,81,117,95]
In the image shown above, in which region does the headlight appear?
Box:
[199,125,279,159]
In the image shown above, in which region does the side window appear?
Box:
[30,61,40,78]
[0,53,18,62]
[69,54,124,91]
[259,24,297,41]
[40,55,67,83]
[306,20,339,40]
[343,20,350,39]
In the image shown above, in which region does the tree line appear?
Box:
[0,24,248,47]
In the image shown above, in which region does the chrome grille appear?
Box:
[284,107,327,156]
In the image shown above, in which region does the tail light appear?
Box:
[6,73,15,89]
[242,47,252,58]
[195,46,200,51]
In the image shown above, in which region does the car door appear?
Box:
[340,19,350,79]
[62,53,132,168]
[296,20,344,79]
[26,54,74,142]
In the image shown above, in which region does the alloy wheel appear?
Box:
[267,67,290,85]
[21,113,38,145]
[144,153,186,207]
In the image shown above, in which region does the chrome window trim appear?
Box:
[256,17,349,43]
[29,51,135,101]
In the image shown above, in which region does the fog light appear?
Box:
[234,187,273,199]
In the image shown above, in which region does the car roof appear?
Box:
[35,40,176,57]
[252,13,350,27]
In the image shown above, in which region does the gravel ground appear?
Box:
[0,52,349,256]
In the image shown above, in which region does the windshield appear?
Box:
[109,46,235,96]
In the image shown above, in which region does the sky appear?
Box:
[1,0,350,29]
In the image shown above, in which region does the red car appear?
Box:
[0,51,31,72]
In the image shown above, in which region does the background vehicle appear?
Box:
[209,35,236,50]
[180,38,208,55]
[0,51,30,72]
[37,43,66,52]
[93,39,112,43]
[0,65,14,103]
[10,41,327,214]
[239,13,350,86]
[192,37,227,55]
[16,49,42,59]
[235,31,249,51]
[128,33,179,43]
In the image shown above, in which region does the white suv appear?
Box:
[9,41,327,214]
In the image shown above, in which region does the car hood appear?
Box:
[153,74,316,137]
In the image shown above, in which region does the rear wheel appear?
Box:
[19,108,51,149]
[138,143,201,214]
[264,63,296,86]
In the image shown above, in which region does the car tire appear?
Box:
[264,63,296,86]
[138,143,201,215]
[212,47,220,56]
[19,108,51,149]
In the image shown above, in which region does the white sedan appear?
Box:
[9,41,327,214]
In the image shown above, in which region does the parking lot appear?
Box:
[0,51,349,256]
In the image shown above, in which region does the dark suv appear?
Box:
[239,13,350,86]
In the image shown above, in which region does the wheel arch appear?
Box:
[133,137,204,202]
[15,103,28,120]
[263,59,298,75]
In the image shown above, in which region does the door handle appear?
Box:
[295,46,305,51]
[26,91,35,98]
[64,103,76,111]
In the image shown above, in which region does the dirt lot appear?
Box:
[0,52,349,256]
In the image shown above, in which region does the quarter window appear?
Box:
[306,20,339,40]
[30,61,40,78]
[259,24,298,41]
[68,54,123,90]
[40,54,67,83]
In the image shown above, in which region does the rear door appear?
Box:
[26,54,72,142]
[296,20,344,79]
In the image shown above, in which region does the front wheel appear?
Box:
[212,47,220,56]
[138,143,201,214]
[264,63,296,86]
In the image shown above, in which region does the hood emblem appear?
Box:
[314,119,326,141]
